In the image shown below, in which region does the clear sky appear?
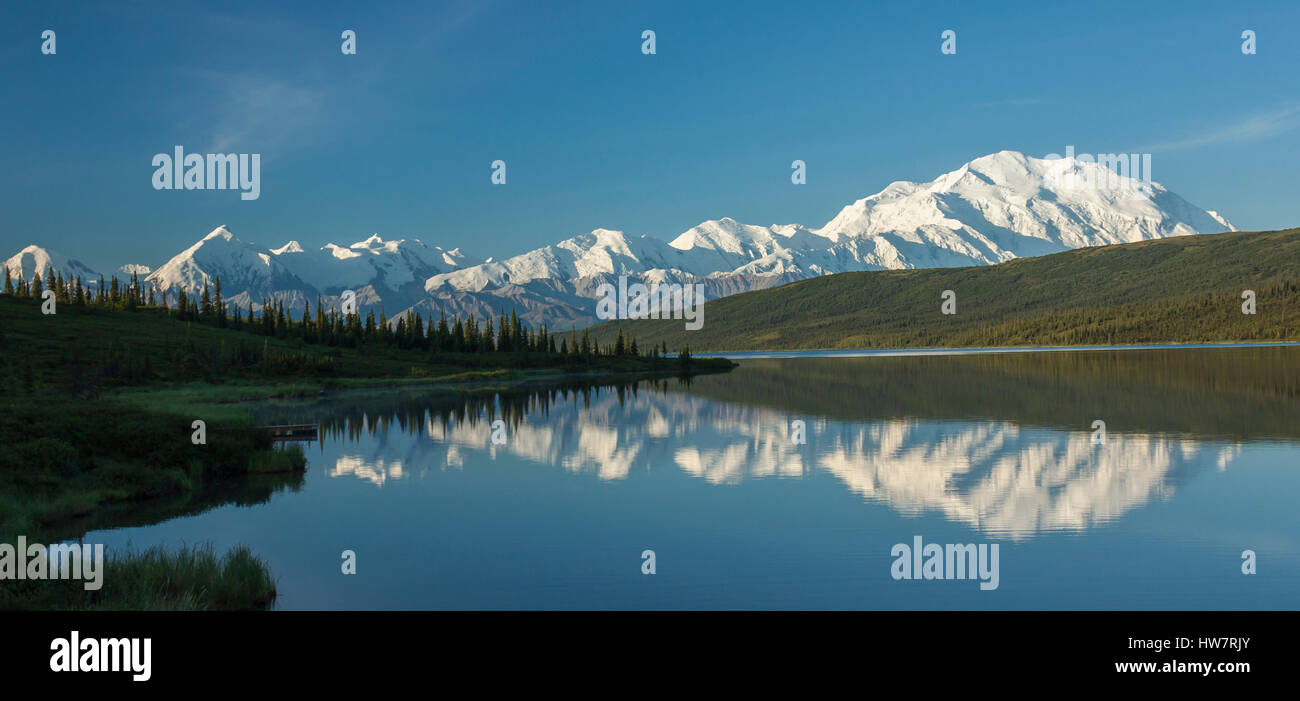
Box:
[2,0,1297,272]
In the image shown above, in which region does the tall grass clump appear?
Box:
[248,444,308,474]
[0,542,278,611]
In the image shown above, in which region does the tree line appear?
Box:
[2,265,692,361]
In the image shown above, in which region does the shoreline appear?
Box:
[694,340,1300,359]
[108,360,738,412]
[2,360,736,611]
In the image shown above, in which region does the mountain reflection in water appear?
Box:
[254,347,1296,541]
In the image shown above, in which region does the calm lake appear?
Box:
[87,347,1300,609]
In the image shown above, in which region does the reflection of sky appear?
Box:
[326,390,1244,540]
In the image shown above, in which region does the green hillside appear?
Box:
[588,227,1300,351]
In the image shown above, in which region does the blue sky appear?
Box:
[1,0,1298,272]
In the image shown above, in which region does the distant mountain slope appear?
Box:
[587,227,1300,351]
[3,151,1236,326]
[3,245,99,283]
[139,225,476,314]
[417,150,1234,327]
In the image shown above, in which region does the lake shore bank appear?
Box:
[694,340,1300,359]
[2,361,735,611]
[0,294,734,610]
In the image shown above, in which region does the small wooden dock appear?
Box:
[263,424,319,441]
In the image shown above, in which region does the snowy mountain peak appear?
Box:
[967,149,1032,173]
[203,225,235,242]
[4,151,1238,330]
[415,150,1235,328]
[351,233,392,250]
[3,245,100,282]
[816,150,1235,253]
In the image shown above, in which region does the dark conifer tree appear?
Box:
[215,277,225,326]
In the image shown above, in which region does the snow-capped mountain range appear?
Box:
[2,151,1235,328]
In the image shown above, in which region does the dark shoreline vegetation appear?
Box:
[263,346,1300,454]
[0,289,732,610]
[587,227,1300,351]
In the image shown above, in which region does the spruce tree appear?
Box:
[201,281,212,318]
[215,276,225,326]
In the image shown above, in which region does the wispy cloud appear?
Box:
[186,70,327,153]
[1141,105,1300,153]
[161,1,489,155]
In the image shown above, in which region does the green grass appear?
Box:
[0,543,277,611]
[587,227,1300,351]
[0,396,303,610]
[0,289,733,609]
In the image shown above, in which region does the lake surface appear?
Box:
[87,346,1300,609]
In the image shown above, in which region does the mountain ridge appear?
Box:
[586,226,1300,351]
[2,151,1236,327]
